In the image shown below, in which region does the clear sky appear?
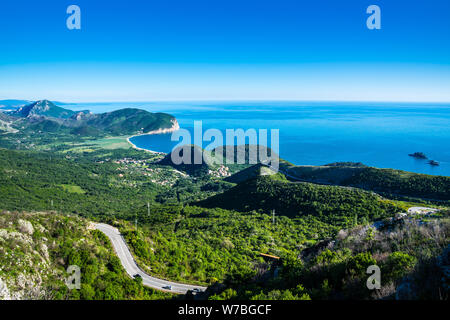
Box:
[0,0,449,102]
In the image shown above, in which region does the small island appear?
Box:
[408,152,428,159]
[428,160,440,166]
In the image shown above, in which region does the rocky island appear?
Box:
[408,152,428,159]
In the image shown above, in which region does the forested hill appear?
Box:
[4,100,178,136]
[158,145,213,176]
[196,174,402,228]
[83,108,177,135]
[279,161,450,201]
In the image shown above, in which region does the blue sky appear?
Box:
[0,0,449,102]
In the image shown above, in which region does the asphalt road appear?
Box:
[94,223,207,295]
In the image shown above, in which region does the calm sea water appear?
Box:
[68,101,450,177]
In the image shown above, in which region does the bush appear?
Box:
[383,251,417,283]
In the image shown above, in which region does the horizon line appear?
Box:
[2,98,450,105]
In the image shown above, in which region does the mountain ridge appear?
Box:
[12,100,88,119]
[7,100,178,136]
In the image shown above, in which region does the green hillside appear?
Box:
[27,119,64,132]
[8,101,177,137]
[13,100,78,119]
[84,108,176,135]
[197,174,402,227]
[280,162,450,201]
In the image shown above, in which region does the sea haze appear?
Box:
[68,101,450,177]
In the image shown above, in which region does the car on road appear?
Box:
[163,285,172,290]
[193,288,201,293]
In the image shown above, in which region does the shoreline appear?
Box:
[126,119,179,154]
[126,136,163,154]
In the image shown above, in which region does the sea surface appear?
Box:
[68,101,450,177]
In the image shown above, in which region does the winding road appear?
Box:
[94,223,207,295]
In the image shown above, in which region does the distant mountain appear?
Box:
[9,100,178,137]
[12,100,79,119]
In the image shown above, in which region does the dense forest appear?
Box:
[210,211,449,300]
[198,174,403,228]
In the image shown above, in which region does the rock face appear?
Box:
[145,119,180,135]
[0,278,11,300]
[13,100,77,119]
[41,243,50,262]
[18,219,34,235]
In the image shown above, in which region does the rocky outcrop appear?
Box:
[0,278,11,300]
[18,219,34,235]
[145,119,180,135]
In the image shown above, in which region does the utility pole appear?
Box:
[272,209,276,224]
[147,201,150,217]
[135,212,138,230]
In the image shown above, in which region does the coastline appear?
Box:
[126,119,179,154]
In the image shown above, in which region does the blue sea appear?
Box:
[68,101,450,177]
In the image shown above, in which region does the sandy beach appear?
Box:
[126,119,180,154]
